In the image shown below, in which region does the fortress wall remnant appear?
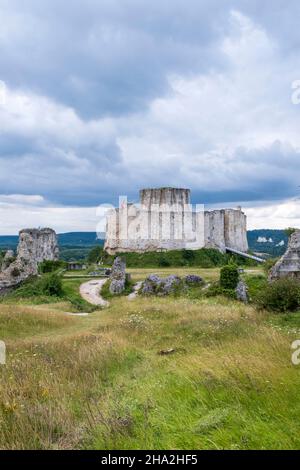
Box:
[17,228,59,264]
[269,230,300,281]
[104,188,248,255]
[0,228,59,293]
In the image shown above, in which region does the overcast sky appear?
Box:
[0,0,300,234]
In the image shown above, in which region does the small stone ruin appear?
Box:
[269,230,300,281]
[109,256,127,294]
[0,228,59,294]
[141,273,204,296]
[235,280,249,303]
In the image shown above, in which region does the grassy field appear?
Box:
[0,267,300,450]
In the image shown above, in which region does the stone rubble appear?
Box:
[141,273,185,296]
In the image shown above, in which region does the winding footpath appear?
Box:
[79,279,110,307]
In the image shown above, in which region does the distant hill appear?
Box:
[0,232,105,250]
[247,229,288,257]
[0,235,18,249]
[58,232,105,246]
[0,230,287,260]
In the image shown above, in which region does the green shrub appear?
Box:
[39,260,66,273]
[158,256,171,267]
[205,282,236,299]
[182,250,195,263]
[7,273,63,299]
[220,264,239,290]
[263,258,278,275]
[244,274,268,300]
[40,273,63,296]
[256,278,300,313]
[87,246,103,264]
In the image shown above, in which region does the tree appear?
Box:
[87,246,103,264]
[285,227,297,238]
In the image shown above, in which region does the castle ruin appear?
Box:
[104,188,248,254]
[0,228,59,294]
[269,230,300,281]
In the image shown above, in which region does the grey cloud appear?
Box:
[0,0,300,212]
[0,0,241,119]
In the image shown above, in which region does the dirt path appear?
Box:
[79,279,109,307]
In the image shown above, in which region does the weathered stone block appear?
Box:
[109,256,126,294]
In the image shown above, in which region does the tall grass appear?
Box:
[0,270,299,449]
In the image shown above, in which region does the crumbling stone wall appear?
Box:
[269,230,300,281]
[104,187,248,254]
[0,228,59,293]
[17,228,59,264]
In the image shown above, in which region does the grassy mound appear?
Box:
[101,248,257,268]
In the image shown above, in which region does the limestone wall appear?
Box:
[140,188,190,209]
[204,210,226,251]
[224,209,248,253]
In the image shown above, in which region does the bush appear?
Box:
[158,256,171,267]
[204,282,236,299]
[87,246,103,264]
[256,278,300,313]
[39,260,66,273]
[40,273,63,297]
[182,250,196,263]
[8,273,63,299]
[263,258,278,275]
[244,274,267,300]
[220,264,239,290]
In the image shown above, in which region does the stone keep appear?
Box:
[269,230,300,281]
[0,228,59,293]
[104,187,248,254]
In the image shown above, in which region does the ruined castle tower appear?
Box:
[17,228,59,264]
[0,228,59,293]
[104,187,248,255]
